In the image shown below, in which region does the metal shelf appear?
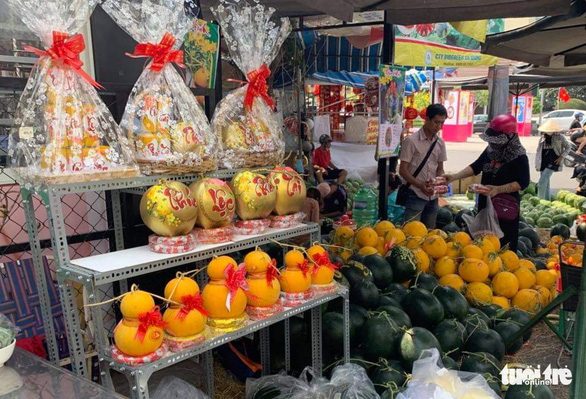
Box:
[65,224,319,286]
[102,286,348,395]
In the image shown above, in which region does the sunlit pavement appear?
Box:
[444,134,577,191]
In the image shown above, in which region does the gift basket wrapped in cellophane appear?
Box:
[102,0,216,175]
[6,0,139,185]
[211,0,290,169]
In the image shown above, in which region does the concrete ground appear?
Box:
[444,134,577,191]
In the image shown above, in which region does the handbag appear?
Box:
[396,139,438,206]
[491,193,520,221]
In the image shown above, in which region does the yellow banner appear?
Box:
[450,20,488,43]
[394,38,499,67]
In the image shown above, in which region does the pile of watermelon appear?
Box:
[319,248,553,399]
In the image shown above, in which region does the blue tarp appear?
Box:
[310,70,378,88]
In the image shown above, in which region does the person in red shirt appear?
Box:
[313,134,347,184]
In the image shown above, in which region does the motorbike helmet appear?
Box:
[319,134,333,144]
[575,113,583,120]
[489,114,517,134]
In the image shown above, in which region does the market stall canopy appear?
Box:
[200,0,573,23]
[515,63,586,77]
[436,73,586,90]
[308,70,377,88]
[483,0,586,67]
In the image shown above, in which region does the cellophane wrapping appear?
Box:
[6,0,139,185]
[211,0,290,169]
[102,0,216,174]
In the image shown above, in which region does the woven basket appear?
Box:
[137,156,217,175]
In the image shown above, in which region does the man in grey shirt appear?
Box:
[399,104,448,228]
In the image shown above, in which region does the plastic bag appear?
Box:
[102,0,215,175]
[462,199,504,239]
[6,0,139,185]
[0,314,19,349]
[151,376,209,399]
[397,349,499,399]
[330,363,380,399]
[211,0,291,169]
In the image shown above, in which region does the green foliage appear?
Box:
[412,90,431,112]
[543,86,586,112]
[472,90,489,108]
[532,95,542,114]
[559,98,586,111]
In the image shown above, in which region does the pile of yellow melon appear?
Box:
[332,220,559,314]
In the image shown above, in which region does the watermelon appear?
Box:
[386,246,417,283]
[442,222,460,234]
[251,386,282,399]
[378,295,402,308]
[463,313,489,337]
[494,321,523,355]
[517,241,528,257]
[455,210,474,228]
[460,352,501,379]
[363,255,393,290]
[382,283,410,303]
[518,236,533,253]
[323,312,346,350]
[525,183,537,196]
[350,279,380,309]
[433,286,469,321]
[399,327,442,371]
[369,360,407,395]
[521,193,534,202]
[348,254,366,263]
[478,304,503,328]
[409,273,439,292]
[401,288,444,328]
[578,221,586,241]
[376,307,412,330]
[441,355,458,370]
[504,382,554,399]
[333,271,350,289]
[433,319,467,360]
[519,228,540,249]
[550,224,570,239]
[529,196,540,206]
[537,217,553,228]
[498,309,532,343]
[436,207,453,228]
[340,260,374,286]
[534,259,547,270]
[465,328,506,361]
[361,312,401,360]
[468,308,491,325]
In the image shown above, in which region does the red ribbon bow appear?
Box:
[312,252,331,267]
[244,64,274,111]
[266,260,280,287]
[298,259,310,277]
[176,293,209,321]
[135,306,166,342]
[24,31,103,89]
[224,263,249,305]
[127,32,184,72]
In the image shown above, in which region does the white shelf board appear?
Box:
[69,225,310,273]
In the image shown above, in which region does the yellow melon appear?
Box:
[356,227,379,247]
[445,242,461,258]
[458,258,490,283]
[244,250,272,273]
[403,221,428,238]
[439,274,466,292]
[412,248,431,273]
[385,228,406,245]
[535,269,556,290]
[464,282,493,306]
[483,252,503,278]
[374,220,395,237]
[492,296,510,310]
[462,244,484,260]
[492,271,519,299]
[452,231,472,247]
[512,289,542,314]
[499,250,520,272]
[434,256,457,278]
[514,268,537,290]
[358,246,379,255]
[518,259,537,272]
[422,235,448,259]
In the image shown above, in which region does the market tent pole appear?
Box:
[377,12,392,221]
[296,17,305,174]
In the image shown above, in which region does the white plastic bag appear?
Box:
[211,0,290,169]
[102,0,216,174]
[462,199,504,239]
[330,363,380,399]
[6,0,139,184]
[151,376,209,399]
[397,349,500,399]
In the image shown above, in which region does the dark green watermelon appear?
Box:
[468,308,492,325]
[517,240,528,257]
[519,228,540,249]
[378,295,402,308]
[382,283,410,303]
[504,382,554,399]
[442,222,460,234]
[433,319,467,360]
[409,273,439,292]
[375,306,412,330]
[494,321,523,355]
[460,352,501,379]
[478,304,504,328]
[333,270,350,289]
[350,279,380,309]
[498,309,532,342]
[369,359,407,394]
[485,376,502,397]
[361,312,401,360]
[436,207,453,228]
[340,260,374,286]
[455,210,475,228]
[348,254,366,263]
[433,286,469,321]
[519,236,533,253]
[578,221,586,241]
[463,313,489,337]
[401,288,445,328]
[399,327,442,371]
[441,355,458,370]
[534,259,547,270]
[386,246,417,283]
[323,312,347,351]
[251,386,282,399]
[465,328,506,361]
[364,254,394,290]
[551,224,570,239]
[349,347,372,371]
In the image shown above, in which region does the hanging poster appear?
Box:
[377,65,406,159]
[393,21,502,67]
[443,91,459,126]
[184,19,220,89]
[513,97,526,123]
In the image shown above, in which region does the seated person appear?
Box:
[320,182,348,219]
[387,173,405,224]
[313,134,348,184]
[301,187,321,224]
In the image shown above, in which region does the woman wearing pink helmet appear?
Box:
[444,114,530,252]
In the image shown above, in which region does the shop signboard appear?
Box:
[377,65,406,159]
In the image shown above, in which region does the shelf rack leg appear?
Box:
[57,271,87,376]
[203,350,214,397]
[86,281,115,389]
[99,358,114,392]
[343,295,350,363]
[128,368,155,399]
[21,188,60,365]
[311,306,323,377]
[260,327,271,375]
[284,318,291,373]
[111,190,128,294]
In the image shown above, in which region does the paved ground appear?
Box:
[444,134,577,191]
